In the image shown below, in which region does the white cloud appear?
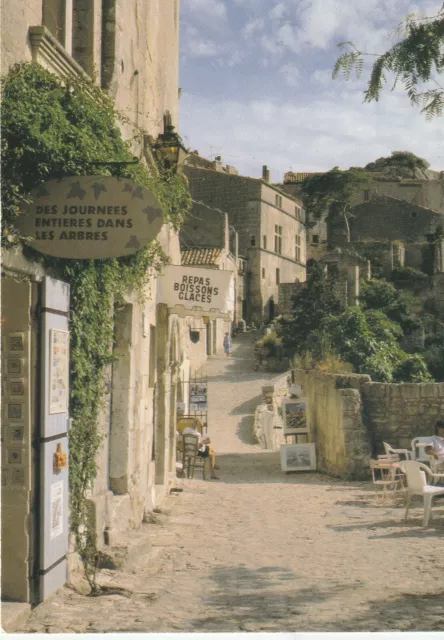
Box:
[242,17,265,40]
[280,63,300,87]
[269,3,287,19]
[182,26,221,58]
[179,89,443,181]
[183,0,227,20]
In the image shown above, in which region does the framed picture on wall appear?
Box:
[280,443,316,472]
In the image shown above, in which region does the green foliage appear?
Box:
[365,151,430,174]
[359,278,421,333]
[279,261,341,354]
[1,63,190,239]
[423,344,444,381]
[390,265,430,292]
[333,8,444,118]
[1,63,190,590]
[301,166,370,221]
[324,307,430,382]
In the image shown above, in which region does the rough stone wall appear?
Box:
[180,202,227,249]
[362,382,444,452]
[293,370,372,479]
[1,0,41,73]
[349,196,444,244]
[352,178,444,214]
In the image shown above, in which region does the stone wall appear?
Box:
[294,370,372,479]
[180,202,227,250]
[362,382,444,451]
[294,368,444,479]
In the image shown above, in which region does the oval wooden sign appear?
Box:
[15,176,165,259]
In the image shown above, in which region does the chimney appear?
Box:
[262,165,270,183]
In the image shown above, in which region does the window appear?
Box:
[262,268,266,279]
[276,268,280,285]
[250,235,256,246]
[274,225,282,255]
[295,235,301,261]
[312,234,319,245]
[363,189,370,201]
[295,206,301,220]
[275,194,282,208]
[263,235,267,250]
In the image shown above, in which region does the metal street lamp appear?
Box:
[153,124,188,172]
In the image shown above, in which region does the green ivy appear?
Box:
[1,63,191,590]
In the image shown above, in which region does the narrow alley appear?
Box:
[18,335,444,634]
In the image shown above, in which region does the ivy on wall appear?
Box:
[1,63,191,590]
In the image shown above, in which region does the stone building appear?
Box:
[1,0,194,608]
[184,163,306,324]
[281,171,327,261]
[180,200,247,328]
[330,195,444,276]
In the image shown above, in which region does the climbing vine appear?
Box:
[1,62,191,590]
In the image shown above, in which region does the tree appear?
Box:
[279,261,341,354]
[300,167,370,242]
[333,6,444,118]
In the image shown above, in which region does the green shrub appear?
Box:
[423,344,444,381]
[390,266,429,291]
[393,354,433,383]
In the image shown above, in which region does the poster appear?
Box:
[49,329,69,414]
[50,481,63,539]
[189,382,208,413]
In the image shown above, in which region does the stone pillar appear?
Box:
[347,265,359,306]
[109,304,133,494]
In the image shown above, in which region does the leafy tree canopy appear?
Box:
[333,6,444,118]
[300,167,370,220]
[365,151,430,173]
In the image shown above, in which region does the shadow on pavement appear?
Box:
[215,451,345,486]
[189,564,350,631]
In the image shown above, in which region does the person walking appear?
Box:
[223,332,232,358]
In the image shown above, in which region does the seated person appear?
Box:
[425,419,444,472]
[182,425,219,480]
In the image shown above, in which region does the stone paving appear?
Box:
[19,333,444,633]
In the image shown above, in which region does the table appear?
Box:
[370,459,405,496]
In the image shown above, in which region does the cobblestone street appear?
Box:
[19,334,444,633]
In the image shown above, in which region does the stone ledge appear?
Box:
[29,25,91,82]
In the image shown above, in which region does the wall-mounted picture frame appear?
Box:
[280,443,316,472]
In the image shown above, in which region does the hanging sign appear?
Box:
[15,176,164,259]
[157,265,234,314]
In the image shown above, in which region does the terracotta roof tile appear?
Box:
[181,247,224,266]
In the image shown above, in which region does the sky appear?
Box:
[179,0,444,182]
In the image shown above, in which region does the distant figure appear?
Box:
[223,332,232,358]
[425,419,444,472]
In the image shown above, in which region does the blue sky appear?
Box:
[179,0,444,181]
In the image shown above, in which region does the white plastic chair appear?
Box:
[383,442,411,460]
[399,460,444,527]
[411,436,442,481]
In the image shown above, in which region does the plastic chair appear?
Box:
[383,442,411,460]
[411,436,441,481]
[399,460,444,526]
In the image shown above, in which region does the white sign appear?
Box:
[50,481,64,539]
[157,266,234,314]
[15,176,164,259]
